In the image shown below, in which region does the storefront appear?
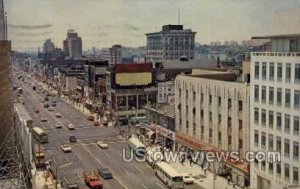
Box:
[149,123,175,151]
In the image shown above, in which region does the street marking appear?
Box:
[146,164,152,169]
[122,168,131,175]
[79,140,128,189]
[77,172,84,183]
[141,184,149,189]
[134,165,144,174]
[109,146,123,158]
[155,182,166,189]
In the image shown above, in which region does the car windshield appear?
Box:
[173,176,183,182]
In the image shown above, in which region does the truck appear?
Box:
[83,171,103,189]
[62,175,80,189]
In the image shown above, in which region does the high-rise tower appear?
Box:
[0,0,6,40]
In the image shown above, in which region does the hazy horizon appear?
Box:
[5,0,300,51]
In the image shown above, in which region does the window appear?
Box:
[201,109,204,118]
[261,132,266,149]
[228,99,232,109]
[277,63,282,81]
[255,62,259,79]
[239,120,243,130]
[209,95,212,104]
[277,88,282,106]
[228,117,232,127]
[218,97,222,106]
[201,125,204,134]
[193,91,196,101]
[262,62,266,80]
[255,85,259,101]
[293,142,299,160]
[238,101,243,111]
[269,63,274,81]
[269,162,274,174]
[200,93,203,103]
[209,128,212,137]
[293,167,299,184]
[269,134,274,151]
[294,116,299,136]
[277,113,282,131]
[186,90,188,99]
[285,89,291,108]
[295,64,300,83]
[285,114,290,133]
[209,112,212,122]
[269,87,274,104]
[261,109,266,126]
[218,132,222,142]
[254,130,259,147]
[218,114,221,124]
[284,139,290,158]
[276,137,281,153]
[277,163,281,177]
[286,63,291,82]
[269,111,274,128]
[294,90,300,109]
[254,108,259,124]
[239,139,243,149]
[285,164,290,180]
[262,86,266,103]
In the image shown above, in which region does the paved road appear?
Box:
[14,71,201,189]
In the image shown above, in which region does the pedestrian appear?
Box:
[181,156,185,166]
[203,166,207,175]
[189,158,193,166]
[227,175,231,185]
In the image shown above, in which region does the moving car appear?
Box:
[55,123,63,129]
[55,113,62,118]
[183,174,194,184]
[40,117,48,122]
[69,136,77,143]
[98,168,113,179]
[61,145,72,153]
[97,141,108,149]
[44,103,49,108]
[35,109,40,114]
[48,107,54,111]
[94,121,100,126]
[67,124,76,130]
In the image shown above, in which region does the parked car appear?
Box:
[87,115,94,121]
[94,121,100,126]
[67,124,76,130]
[44,103,49,108]
[98,168,113,179]
[183,174,194,184]
[61,145,72,153]
[69,136,77,143]
[97,141,108,149]
[35,109,40,113]
[48,107,54,111]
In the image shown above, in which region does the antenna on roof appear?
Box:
[178,8,180,25]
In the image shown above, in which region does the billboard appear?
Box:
[115,72,152,86]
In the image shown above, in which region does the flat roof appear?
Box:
[252,33,300,39]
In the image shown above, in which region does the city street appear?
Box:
[16,75,200,189]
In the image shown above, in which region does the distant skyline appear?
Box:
[5,0,300,51]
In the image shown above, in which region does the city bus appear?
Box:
[32,127,48,143]
[154,162,184,189]
[129,116,147,124]
[128,137,146,157]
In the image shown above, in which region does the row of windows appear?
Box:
[254,62,300,83]
[254,86,300,109]
[254,109,299,135]
[254,161,299,184]
[254,130,299,160]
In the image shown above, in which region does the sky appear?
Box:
[4,0,300,51]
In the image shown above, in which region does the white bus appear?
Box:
[155,162,184,189]
[32,127,48,143]
[128,137,146,157]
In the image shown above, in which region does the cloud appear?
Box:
[8,24,53,29]
[124,24,140,31]
[9,31,53,36]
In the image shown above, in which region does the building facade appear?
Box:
[175,74,250,187]
[250,35,300,189]
[157,81,175,104]
[43,38,55,53]
[102,44,122,65]
[0,40,12,144]
[0,0,6,40]
[146,25,196,63]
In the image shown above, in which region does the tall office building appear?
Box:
[0,0,6,40]
[63,30,82,58]
[146,24,196,63]
[250,34,300,189]
[101,44,122,65]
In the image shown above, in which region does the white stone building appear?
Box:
[250,34,300,189]
[101,44,122,65]
[157,81,175,104]
[175,73,250,187]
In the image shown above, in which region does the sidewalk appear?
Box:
[31,167,55,189]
